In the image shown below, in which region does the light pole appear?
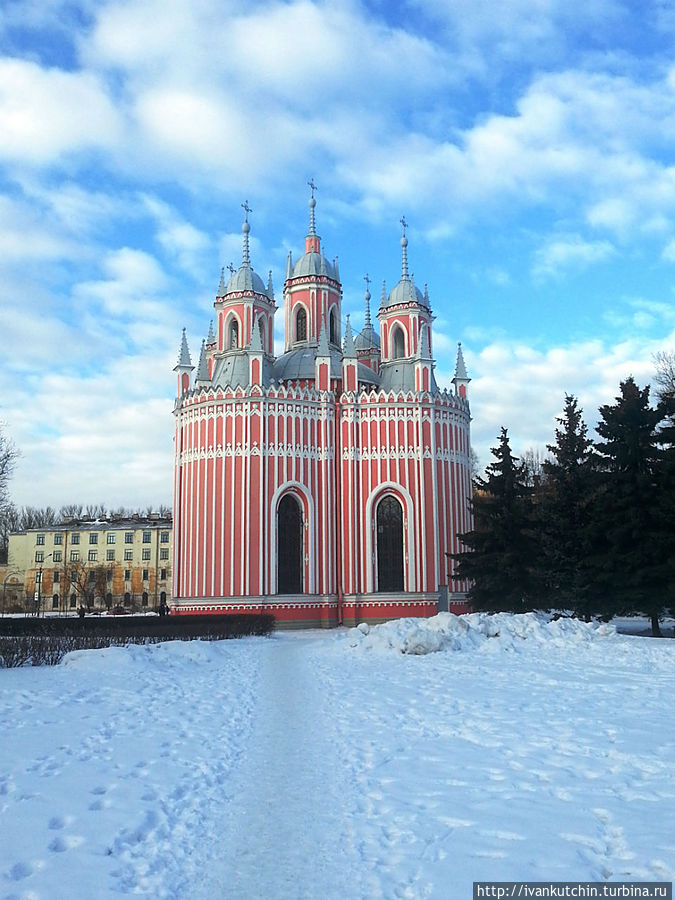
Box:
[35,553,53,617]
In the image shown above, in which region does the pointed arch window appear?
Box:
[392,326,405,359]
[296,307,307,342]
[258,317,265,351]
[329,308,338,345]
[376,495,404,592]
[229,319,239,349]
[277,494,303,594]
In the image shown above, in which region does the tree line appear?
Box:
[455,354,675,636]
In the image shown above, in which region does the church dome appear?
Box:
[385,278,425,308]
[292,252,337,280]
[354,324,380,351]
[225,263,269,297]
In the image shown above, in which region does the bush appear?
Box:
[0,614,275,667]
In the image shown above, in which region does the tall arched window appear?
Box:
[277,494,303,594]
[392,326,405,359]
[229,319,239,349]
[258,317,265,351]
[376,495,404,592]
[329,308,338,345]
[296,307,307,342]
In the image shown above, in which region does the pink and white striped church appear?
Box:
[171,190,472,627]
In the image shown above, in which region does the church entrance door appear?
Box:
[277,494,303,594]
[376,496,404,591]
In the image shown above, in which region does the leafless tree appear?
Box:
[521,447,549,489]
[653,350,675,403]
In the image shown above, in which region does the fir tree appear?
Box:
[540,395,597,617]
[590,377,666,635]
[455,428,537,612]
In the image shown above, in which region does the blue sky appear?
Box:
[1,0,674,508]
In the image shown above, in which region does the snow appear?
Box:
[1,615,674,898]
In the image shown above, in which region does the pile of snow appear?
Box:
[347,611,617,655]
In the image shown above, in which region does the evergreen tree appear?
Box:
[455,428,537,612]
[540,395,597,617]
[590,377,666,635]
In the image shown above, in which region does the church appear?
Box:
[171,190,473,626]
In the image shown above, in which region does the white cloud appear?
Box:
[0,58,122,165]
[532,234,616,279]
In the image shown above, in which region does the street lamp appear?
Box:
[35,553,53,617]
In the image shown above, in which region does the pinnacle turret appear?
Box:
[175,328,193,369]
[343,315,356,358]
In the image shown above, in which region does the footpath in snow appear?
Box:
[1,613,674,899]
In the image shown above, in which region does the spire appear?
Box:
[241,201,252,266]
[454,342,469,381]
[400,215,409,280]
[307,178,317,235]
[320,247,327,275]
[364,274,372,327]
[267,270,274,300]
[176,328,193,368]
[380,279,387,308]
[417,323,432,360]
[424,283,429,306]
[217,267,226,297]
[286,250,293,280]
[206,320,215,344]
[317,314,330,357]
[333,255,339,281]
[195,339,209,384]
[343,314,356,358]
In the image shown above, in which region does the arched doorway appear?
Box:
[277,494,303,594]
[376,495,404,591]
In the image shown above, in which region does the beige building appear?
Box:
[4,515,172,614]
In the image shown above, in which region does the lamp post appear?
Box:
[35,552,53,617]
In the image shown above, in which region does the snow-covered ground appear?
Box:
[1,613,674,899]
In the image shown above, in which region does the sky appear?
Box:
[1,0,674,508]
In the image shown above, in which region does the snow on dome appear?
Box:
[347,612,617,655]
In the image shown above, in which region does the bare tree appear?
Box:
[521,447,549,489]
[0,423,19,508]
[654,350,675,403]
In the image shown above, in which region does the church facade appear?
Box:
[171,193,472,627]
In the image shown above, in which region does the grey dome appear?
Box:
[291,252,337,280]
[225,264,270,298]
[272,346,380,387]
[385,277,426,308]
[354,324,380,351]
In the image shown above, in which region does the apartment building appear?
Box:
[5,515,172,614]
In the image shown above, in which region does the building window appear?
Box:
[106,569,113,582]
[70,570,78,583]
[88,550,97,562]
[229,318,239,349]
[35,571,42,584]
[258,316,265,351]
[161,532,169,543]
[53,570,60,583]
[36,534,45,546]
[106,549,115,561]
[54,533,63,545]
[392,326,405,359]
[89,571,96,583]
[160,568,167,580]
[89,533,98,545]
[329,308,338,345]
[124,549,133,561]
[69,594,76,608]
[53,551,62,563]
[52,594,59,609]
[71,533,80,545]
[124,569,131,581]
[142,592,148,606]
[142,531,151,544]
[160,548,169,560]
[295,307,307,342]
[124,592,131,606]
[125,532,133,544]
[35,551,44,563]
[142,548,151,561]
[160,591,167,603]
[142,569,149,581]
[107,533,115,544]
[376,495,404,592]
[70,550,79,562]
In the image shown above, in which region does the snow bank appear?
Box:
[347,611,617,655]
